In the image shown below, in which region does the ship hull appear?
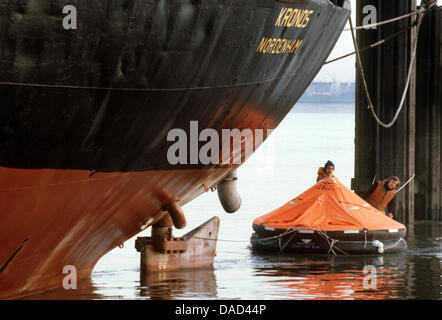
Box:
[0,167,232,299]
[0,0,350,299]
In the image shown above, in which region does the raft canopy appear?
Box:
[253,177,406,232]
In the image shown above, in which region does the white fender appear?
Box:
[217,171,242,214]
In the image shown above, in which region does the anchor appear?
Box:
[135,211,220,273]
[135,171,240,273]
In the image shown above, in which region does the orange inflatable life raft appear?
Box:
[251,177,407,254]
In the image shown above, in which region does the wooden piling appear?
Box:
[415,6,442,221]
[353,2,442,223]
[353,0,417,224]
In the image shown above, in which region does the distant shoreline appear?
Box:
[297,99,355,104]
[291,101,355,113]
[298,81,355,104]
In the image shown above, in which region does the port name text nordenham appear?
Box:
[256,38,303,55]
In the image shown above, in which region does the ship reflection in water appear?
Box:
[20,267,219,300]
[139,269,217,300]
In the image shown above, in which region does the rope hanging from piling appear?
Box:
[349,8,427,129]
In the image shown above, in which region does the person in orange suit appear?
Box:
[316,160,335,183]
[365,176,400,219]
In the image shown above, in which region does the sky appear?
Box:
[314,0,442,82]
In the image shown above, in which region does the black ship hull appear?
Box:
[0,0,350,171]
[0,0,350,299]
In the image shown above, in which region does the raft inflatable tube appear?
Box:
[251,225,407,254]
[251,177,407,255]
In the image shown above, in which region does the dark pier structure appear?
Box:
[352,0,441,224]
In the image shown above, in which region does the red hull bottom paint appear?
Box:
[0,166,231,299]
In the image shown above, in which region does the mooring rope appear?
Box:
[192,237,250,243]
[345,1,438,31]
[349,6,430,128]
[324,22,417,65]
[343,8,423,31]
[193,225,353,256]
[192,227,299,244]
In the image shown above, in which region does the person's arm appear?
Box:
[364,181,378,198]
